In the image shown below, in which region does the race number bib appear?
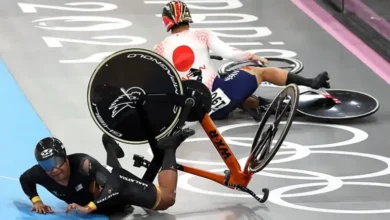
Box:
[209,88,231,115]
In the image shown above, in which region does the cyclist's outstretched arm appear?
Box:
[202,30,254,61]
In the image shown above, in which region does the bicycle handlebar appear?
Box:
[210,55,223,60]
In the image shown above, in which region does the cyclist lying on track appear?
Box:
[19,128,194,215]
[154,0,331,121]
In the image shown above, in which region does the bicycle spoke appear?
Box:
[254,127,272,155]
[256,131,276,162]
[273,98,283,119]
[254,123,278,161]
[258,140,271,161]
[274,98,291,127]
[257,127,271,148]
[253,104,287,162]
[258,145,268,161]
[269,124,278,144]
[265,134,273,153]
[266,124,279,154]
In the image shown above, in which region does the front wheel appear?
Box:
[246,84,299,173]
[297,89,380,120]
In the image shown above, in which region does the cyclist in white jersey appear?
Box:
[154,0,330,121]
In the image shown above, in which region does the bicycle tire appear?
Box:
[297,89,380,121]
[247,84,299,173]
[218,57,304,76]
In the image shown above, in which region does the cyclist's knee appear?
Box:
[252,67,281,83]
[164,192,176,208]
[245,66,266,83]
[154,188,176,210]
[155,199,175,211]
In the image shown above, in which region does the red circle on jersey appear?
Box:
[172,45,195,72]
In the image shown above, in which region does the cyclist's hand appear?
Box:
[250,54,269,64]
[31,201,54,214]
[258,56,269,64]
[66,203,93,215]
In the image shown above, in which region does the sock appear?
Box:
[286,73,313,87]
[161,149,177,172]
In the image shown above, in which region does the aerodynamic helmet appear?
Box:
[162,0,193,32]
[35,137,67,172]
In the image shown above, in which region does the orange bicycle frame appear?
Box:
[177,114,255,187]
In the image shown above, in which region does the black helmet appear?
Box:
[162,0,193,32]
[35,137,67,172]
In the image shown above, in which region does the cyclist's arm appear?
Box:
[79,156,122,211]
[203,30,253,61]
[19,165,45,204]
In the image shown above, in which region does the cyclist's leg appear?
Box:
[115,167,163,210]
[115,160,176,210]
[118,129,194,211]
[154,128,194,210]
[240,66,330,108]
[244,66,330,90]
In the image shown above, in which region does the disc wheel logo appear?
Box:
[109,87,146,118]
[157,122,390,214]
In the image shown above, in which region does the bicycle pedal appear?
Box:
[133,161,142,168]
[143,159,151,168]
[133,154,144,160]
[133,154,146,168]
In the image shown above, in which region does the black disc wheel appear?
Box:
[87,48,184,144]
[297,89,380,120]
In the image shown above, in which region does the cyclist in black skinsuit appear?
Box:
[19,128,194,215]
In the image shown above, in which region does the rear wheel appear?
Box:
[218,57,304,77]
[297,89,380,120]
[247,84,299,173]
[86,48,184,145]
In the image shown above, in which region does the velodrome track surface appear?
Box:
[0,0,389,219]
